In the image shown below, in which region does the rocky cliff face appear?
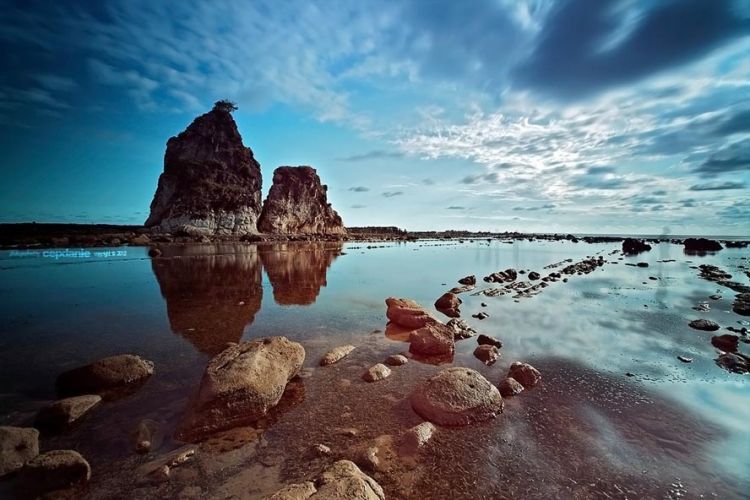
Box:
[257,166,345,235]
[145,108,262,235]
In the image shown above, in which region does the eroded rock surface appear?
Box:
[258,166,345,235]
[266,460,384,499]
[447,319,476,340]
[0,426,39,477]
[146,105,263,235]
[474,345,500,365]
[410,368,503,426]
[409,323,455,356]
[21,450,91,494]
[385,297,434,329]
[56,354,154,397]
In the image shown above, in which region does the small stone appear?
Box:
[56,354,154,397]
[498,377,525,397]
[473,345,500,365]
[362,364,391,382]
[320,345,356,366]
[446,318,476,340]
[458,275,476,286]
[385,354,408,366]
[528,271,541,280]
[0,426,39,477]
[688,319,720,331]
[716,353,749,374]
[136,445,196,485]
[508,362,541,389]
[709,294,722,300]
[637,262,649,268]
[472,312,489,320]
[677,356,693,363]
[310,444,332,457]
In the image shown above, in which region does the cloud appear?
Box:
[446,206,466,210]
[689,181,747,191]
[514,0,750,99]
[461,171,500,184]
[422,178,435,185]
[692,139,750,177]
[382,191,404,198]
[348,186,370,192]
[338,150,404,162]
[350,204,366,209]
[571,174,627,190]
[585,165,616,175]
[34,74,77,92]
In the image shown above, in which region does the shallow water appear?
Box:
[0,240,748,499]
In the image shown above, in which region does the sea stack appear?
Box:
[145,101,263,235]
[258,166,345,235]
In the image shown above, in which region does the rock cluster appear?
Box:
[385,297,455,356]
[483,268,518,283]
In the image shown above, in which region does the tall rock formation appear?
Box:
[257,166,345,235]
[145,103,262,235]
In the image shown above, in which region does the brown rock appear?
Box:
[477,334,502,348]
[21,450,91,492]
[35,395,102,431]
[265,481,317,499]
[314,460,385,499]
[498,377,524,397]
[136,445,197,485]
[0,426,39,477]
[385,297,435,329]
[362,364,392,382]
[409,323,455,356]
[434,292,461,318]
[508,362,541,389]
[56,354,154,397]
[711,334,739,352]
[473,345,500,365]
[458,275,476,286]
[320,345,356,366]
[410,368,503,426]
[399,422,436,456]
[177,337,304,439]
[385,354,408,366]
[257,166,345,235]
[145,103,263,235]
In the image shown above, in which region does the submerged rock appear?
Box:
[684,238,723,253]
[133,419,164,454]
[257,166,345,235]
[410,368,503,426]
[0,426,39,477]
[135,445,197,485]
[320,345,356,366]
[688,319,720,331]
[56,354,154,397]
[622,238,652,255]
[145,103,263,235]
[21,450,91,493]
[35,395,101,432]
[177,337,304,439]
[362,364,392,382]
[498,377,525,397]
[434,292,461,318]
[314,460,385,499]
[508,362,542,389]
[446,318,476,340]
[474,345,500,365]
[472,312,489,320]
[477,334,502,349]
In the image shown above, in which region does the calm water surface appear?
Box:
[0,240,748,499]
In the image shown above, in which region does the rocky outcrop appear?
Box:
[684,238,723,253]
[385,297,434,329]
[35,395,101,432]
[177,337,304,439]
[56,354,154,397]
[410,368,503,426]
[145,104,263,235]
[622,238,652,255]
[0,426,39,477]
[385,297,455,356]
[258,166,345,235]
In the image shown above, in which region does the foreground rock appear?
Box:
[434,292,461,318]
[508,362,541,389]
[688,319,720,331]
[257,166,345,235]
[266,460,384,500]
[177,337,304,439]
[21,450,90,494]
[410,368,503,426]
[684,238,723,253]
[35,395,101,432]
[0,426,39,477]
[320,345,356,366]
[56,354,154,397]
[622,238,652,255]
[409,323,455,356]
[484,268,517,283]
[498,377,525,397]
[145,102,263,235]
[362,364,391,382]
[474,345,500,365]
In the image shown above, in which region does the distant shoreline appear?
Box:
[1,222,748,249]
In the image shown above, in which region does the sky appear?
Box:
[0,0,749,236]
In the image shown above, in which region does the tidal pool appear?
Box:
[0,239,748,499]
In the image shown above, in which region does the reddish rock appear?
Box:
[434,292,461,318]
[508,362,541,389]
[498,377,524,397]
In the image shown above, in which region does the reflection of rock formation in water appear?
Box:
[258,242,342,305]
[151,245,262,354]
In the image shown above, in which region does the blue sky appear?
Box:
[0,0,749,235]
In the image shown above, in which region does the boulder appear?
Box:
[446,318,476,340]
[35,395,102,431]
[265,481,317,499]
[385,297,434,329]
[473,345,500,365]
[622,238,652,255]
[399,422,436,456]
[733,293,750,316]
[56,354,154,397]
[314,460,385,499]
[434,292,461,318]
[688,319,720,331]
[21,450,90,493]
[458,275,476,286]
[409,323,455,356]
[410,368,503,426]
[684,238,723,253]
[145,103,263,235]
[508,362,541,389]
[498,377,524,397]
[477,334,502,349]
[528,271,541,280]
[362,364,391,382]
[320,345,356,366]
[177,337,304,439]
[711,334,739,352]
[385,354,408,366]
[257,166,345,235]
[0,426,39,477]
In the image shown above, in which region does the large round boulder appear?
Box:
[178,337,304,439]
[410,368,503,426]
[56,354,154,397]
